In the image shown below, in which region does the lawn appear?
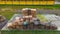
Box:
[0,4,60,20]
[0,10,21,20]
[37,14,48,22]
[0,4,60,9]
[1,30,59,34]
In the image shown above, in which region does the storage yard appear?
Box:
[0,0,60,34]
[0,5,60,34]
[2,14,60,30]
[0,8,60,30]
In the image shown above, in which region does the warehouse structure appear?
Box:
[0,0,55,5]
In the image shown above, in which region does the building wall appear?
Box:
[0,0,55,5]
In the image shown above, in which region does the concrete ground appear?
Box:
[16,9,60,15]
[1,14,23,30]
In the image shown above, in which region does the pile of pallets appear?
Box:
[1,14,57,30]
[43,14,60,30]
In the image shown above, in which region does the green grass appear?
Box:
[0,4,60,20]
[37,14,48,22]
[0,11,12,20]
[0,4,60,9]
[1,30,59,34]
[0,11,20,20]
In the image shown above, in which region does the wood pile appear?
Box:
[0,15,6,22]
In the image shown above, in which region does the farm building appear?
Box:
[0,0,55,5]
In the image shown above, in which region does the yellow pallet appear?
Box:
[0,1,54,5]
[32,1,39,5]
[13,1,19,4]
[25,1,33,5]
[19,1,26,5]
[0,1,5,4]
[6,1,12,4]
[47,1,54,5]
[39,1,47,5]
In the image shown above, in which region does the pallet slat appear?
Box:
[0,1,54,5]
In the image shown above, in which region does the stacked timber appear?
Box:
[22,8,36,17]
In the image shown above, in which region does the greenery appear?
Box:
[0,4,60,20]
[1,30,59,34]
[37,14,48,22]
[0,11,20,20]
[0,4,60,10]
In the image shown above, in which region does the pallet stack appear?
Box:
[22,8,36,29]
[22,8,36,17]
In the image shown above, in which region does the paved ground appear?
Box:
[2,14,23,30]
[43,14,60,30]
[16,10,60,15]
[0,20,8,30]
[37,10,60,15]
[1,14,60,30]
